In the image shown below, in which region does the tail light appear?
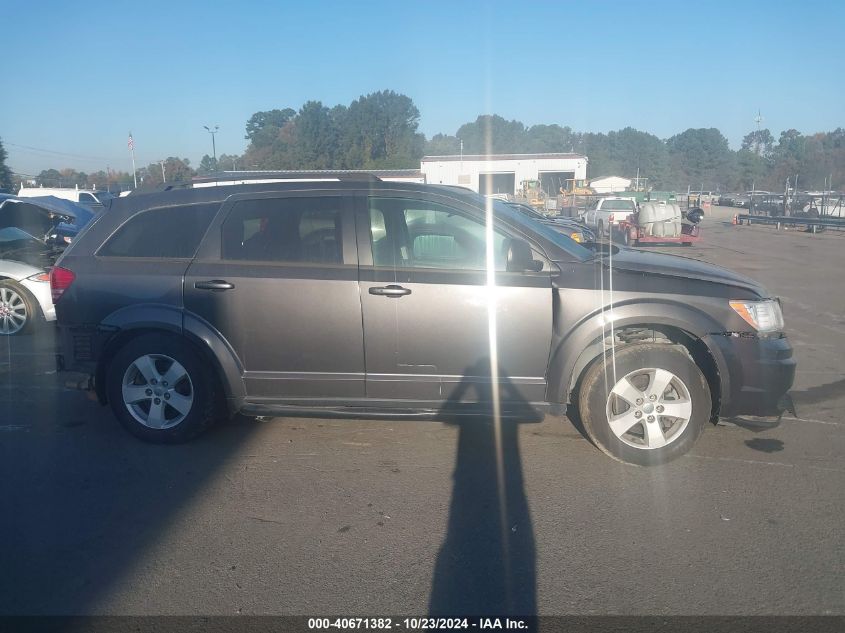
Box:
[50,266,76,303]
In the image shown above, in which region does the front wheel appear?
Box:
[106,333,219,443]
[576,344,711,466]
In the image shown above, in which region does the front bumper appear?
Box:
[708,332,796,417]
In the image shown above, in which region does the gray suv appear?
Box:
[52,177,795,465]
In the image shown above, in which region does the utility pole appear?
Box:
[753,109,764,155]
[128,132,137,188]
[203,125,219,166]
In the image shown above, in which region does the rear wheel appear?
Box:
[0,281,36,336]
[106,333,218,443]
[576,343,710,466]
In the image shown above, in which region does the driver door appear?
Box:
[357,194,553,406]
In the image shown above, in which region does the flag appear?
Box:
[128,133,134,151]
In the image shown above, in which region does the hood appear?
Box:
[0,196,94,239]
[595,247,767,296]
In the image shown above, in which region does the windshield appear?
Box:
[492,199,592,260]
[600,199,636,210]
[0,226,39,243]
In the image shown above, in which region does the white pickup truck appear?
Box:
[580,196,637,237]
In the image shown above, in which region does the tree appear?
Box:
[425,133,461,156]
[455,115,527,154]
[666,128,733,190]
[0,138,13,191]
[139,157,194,189]
[289,101,338,169]
[524,124,575,153]
[741,128,775,158]
[198,154,218,175]
[340,90,424,168]
[245,108,296,145]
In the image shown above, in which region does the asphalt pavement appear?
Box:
[0,210,842,616]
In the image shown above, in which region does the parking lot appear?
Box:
[0,210,842,616]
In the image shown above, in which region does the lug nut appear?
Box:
[647,415,655,423]
[636,398,644,405]
[164,393,170,400]
[162,381,168,387]
[150,378,158,385]
[649,394,657,401]
[154,398,161,405]
[145,389,153,396]
[657,405,664,413]
[634,411,642,419]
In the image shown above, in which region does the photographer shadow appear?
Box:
[429,358,541,616]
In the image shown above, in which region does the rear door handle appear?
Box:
[369,285,412,298]
[194,280,234,291]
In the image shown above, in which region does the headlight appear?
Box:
[729,299,784,332]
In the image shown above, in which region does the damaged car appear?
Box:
[0,196,94,335]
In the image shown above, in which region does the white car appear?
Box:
[0,227,56,334]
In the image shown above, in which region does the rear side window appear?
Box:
[221,197,344,264]
[99,203,219,258]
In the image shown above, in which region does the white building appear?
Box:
[589,175,632,194]
[421,153,588,197]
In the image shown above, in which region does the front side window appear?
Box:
[369,197,508,271]
[98,203,219,258]
[222,197,344,264]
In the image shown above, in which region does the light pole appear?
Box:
[203,125,219,166]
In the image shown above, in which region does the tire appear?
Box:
[576,343,711,466]
[106,333,219,443]
[0,280,36,336]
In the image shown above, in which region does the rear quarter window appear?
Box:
[98,203,219,258]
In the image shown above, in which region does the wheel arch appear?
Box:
[548,302,729,421]
[94,305,246,414]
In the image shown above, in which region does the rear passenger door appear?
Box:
[184,192,365,401]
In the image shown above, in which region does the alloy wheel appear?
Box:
[605,367,693,449]
[121,354,194,429]
[0,286,28,335]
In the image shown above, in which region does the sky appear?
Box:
[2,0,843,176]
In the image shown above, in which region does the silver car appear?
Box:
[0,227,56,334]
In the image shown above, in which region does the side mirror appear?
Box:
[506,238,543,272]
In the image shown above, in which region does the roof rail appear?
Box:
[191,170,383,184]
[130,171,385,195]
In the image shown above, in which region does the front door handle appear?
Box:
[369,285,412,298]
[194,280,234,291]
